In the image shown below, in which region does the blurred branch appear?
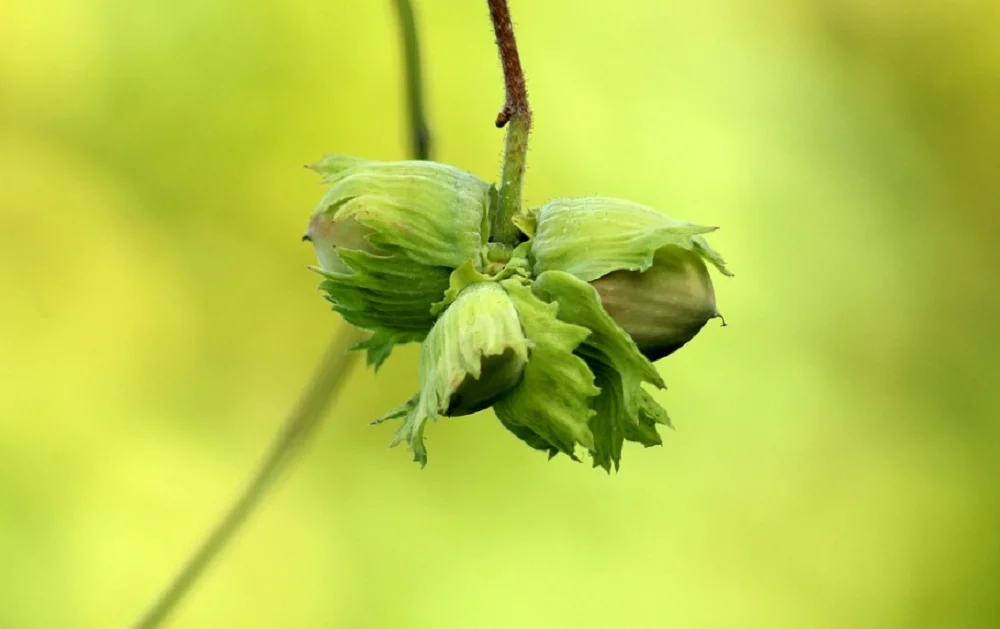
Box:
[129,326,364,629]
[128,2,437,627]
[393,0,432,160]
[487,0,531,246]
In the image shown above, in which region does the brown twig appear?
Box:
[488,0,529,128]
[487,0,532,245]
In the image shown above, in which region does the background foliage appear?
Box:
[2,0,999,627]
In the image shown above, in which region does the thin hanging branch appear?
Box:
[127,1,432,626]
[128,327,363,629]
[392,0,431,160]
[487,0,532,246]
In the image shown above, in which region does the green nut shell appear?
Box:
[590,246,719,360]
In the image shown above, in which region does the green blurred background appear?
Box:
[2,0,999,627]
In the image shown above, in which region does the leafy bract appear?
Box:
[492,279,599,460]
[313,247,449,367]
[530,197,731,282]
[533,270,668,471]
[310,155,492,266]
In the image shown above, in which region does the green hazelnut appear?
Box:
[529,197,731,359]
[304,154,495,365]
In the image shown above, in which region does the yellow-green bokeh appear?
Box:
[2,0,998,627]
